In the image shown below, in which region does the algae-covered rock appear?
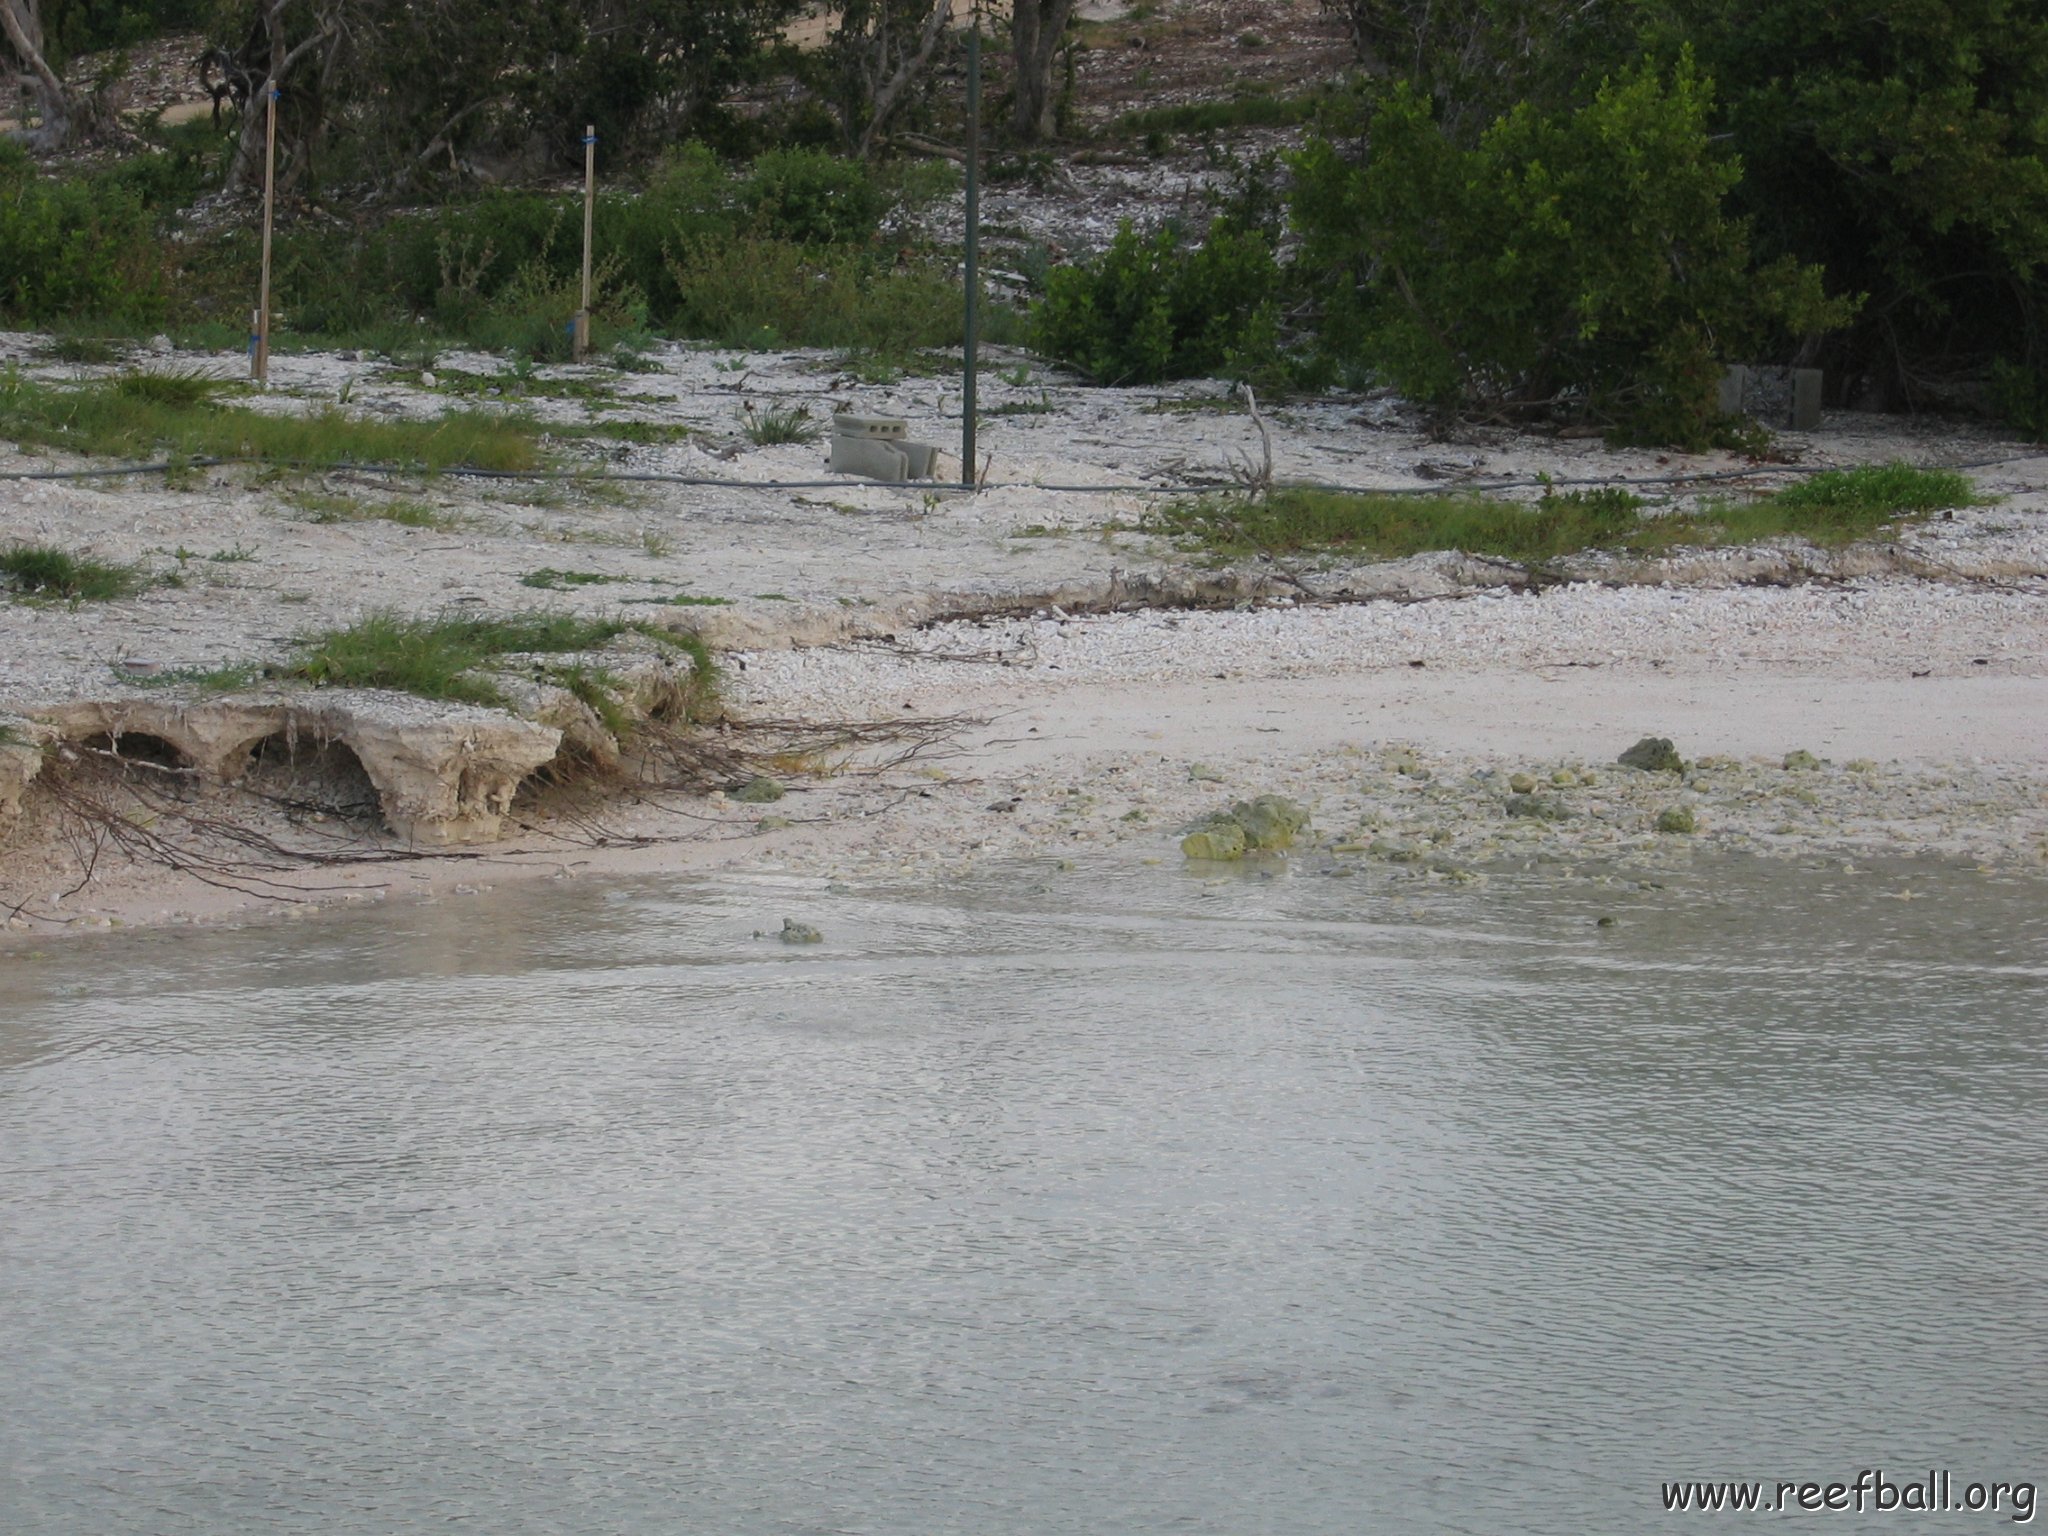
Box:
[1618,736,1684,772]
[1550,769,1576,787]
[779,917,823,944]
[735,776,786,803]
[1656,807,1698,834]
[1234,794,1311,850]
[1782,750,1822,771]
[1505,793,1575,822]
[1509,772,1537,794]
[1179,794,1311,860]
[1181,818,1248,861]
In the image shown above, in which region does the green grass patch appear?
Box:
[1,543,145,600]
[1739,463,1984,535]
[281,489,454,529]
[1151,466,1982,562]
[1147,488,1653,561]
[0,369,542,473]
[289,611,645,708]
[521,568,619,590]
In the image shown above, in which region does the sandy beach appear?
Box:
[2,338,2044,937]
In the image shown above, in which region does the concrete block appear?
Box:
[1720,364,1824,430]
[1791,368,1823,430]
[828,414,942,482]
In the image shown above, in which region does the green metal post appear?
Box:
[963,23,980,490]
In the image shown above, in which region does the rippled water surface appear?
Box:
[2,857,2044,1534]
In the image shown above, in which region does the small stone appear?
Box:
[148,334,173,354]
[1656,807,1698,834]
[779,918,823,944]
[1618,736,1684,773]
[419,370,438,388]
[1550,769,1576,787]
[1782,749,1822,771]
[1596,915,1617,927]
[734,776,785,804]
[1509,772,1537,794]
[1188,763,1226,783]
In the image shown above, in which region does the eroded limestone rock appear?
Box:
[30,693,562,846]
[0,717,46,841]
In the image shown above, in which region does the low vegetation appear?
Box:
[741,403,822,446]
[288,611,717,718]
[520,568,620,590]
[0,371,542,473]
[282,491,455,529]
[1150,465,1979,561]
[0,544,145,601]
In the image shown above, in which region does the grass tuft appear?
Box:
[1,543,145,600]
[741,402,821,446]
[113,369,231,408]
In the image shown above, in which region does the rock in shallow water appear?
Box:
[1180,794,1312,860]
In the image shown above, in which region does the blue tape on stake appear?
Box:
[582,134,597,145]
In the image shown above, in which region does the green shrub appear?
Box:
[738,147,886,246]
[1031,219,1282,385]
[1289,60,1854,444]
[0,144,168,324]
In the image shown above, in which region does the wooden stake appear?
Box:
[254,81,278,385]
[962,28,980,490]
[575,124,595,361]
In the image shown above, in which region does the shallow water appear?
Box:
[2,856,2044,1535]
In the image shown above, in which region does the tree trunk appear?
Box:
[1009,0,1075,142]
[0,0,80,150]
[853,0,954,159]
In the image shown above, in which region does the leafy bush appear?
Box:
[0,145,167,324]
[1290,60,1853,444]
[1032,219,1282,385]
[665,236,964,351]
[738,147,886,246]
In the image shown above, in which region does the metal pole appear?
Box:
[576,124,596,361]
[254,81,278,385]
[962,24,980,490]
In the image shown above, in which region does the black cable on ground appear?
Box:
[0,451,2040,494]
